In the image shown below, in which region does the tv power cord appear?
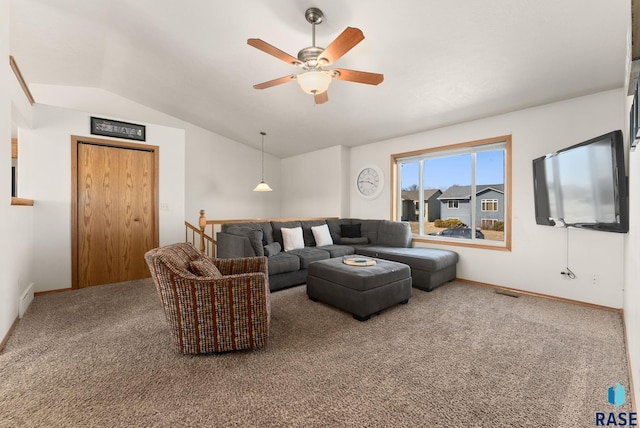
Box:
[560,267,576,279]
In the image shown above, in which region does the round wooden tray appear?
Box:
[343,257,376,267]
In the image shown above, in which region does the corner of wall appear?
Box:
[19,282,35,318]
[341,146,351,218]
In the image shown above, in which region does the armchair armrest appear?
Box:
[205,272,269,297]
[213,256,268,277]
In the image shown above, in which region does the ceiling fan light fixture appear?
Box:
[297,70,332,95]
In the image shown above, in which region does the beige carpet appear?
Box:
[0,279,632,427]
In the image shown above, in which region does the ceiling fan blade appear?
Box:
[314,91,329,104]
[247,38,301,65]
[318,27,364,65]
[253,75,296,90]
[333,68,384,85]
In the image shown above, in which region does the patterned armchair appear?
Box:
[144,242,270,354]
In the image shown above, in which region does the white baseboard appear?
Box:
[19,283,34,318]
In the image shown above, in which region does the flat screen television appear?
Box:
[532,130,628,233]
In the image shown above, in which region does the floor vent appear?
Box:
[19,283,35,318]
[494,290,520,298]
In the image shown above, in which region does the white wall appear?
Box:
[281,145,349,217]
[10,67,32,130]
[29,85,282,225]
[349,89,625,308]
[340,145,351,218]
[184,124,281,223]
[18,104,185,292]
[624,100,640,406]
[0,204,34,341]
[1,0,36,343]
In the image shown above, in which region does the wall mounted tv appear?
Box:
[532,130,628,233]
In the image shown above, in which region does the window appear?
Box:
[480,219,498,230]
[392,135,511,250]
[481,199,498,211]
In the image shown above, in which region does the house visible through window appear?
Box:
[393,135,511,250]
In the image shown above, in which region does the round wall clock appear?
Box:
[356,165,384,199]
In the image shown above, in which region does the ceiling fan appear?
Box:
[247,7,384,104]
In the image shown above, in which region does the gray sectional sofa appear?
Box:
[216,218,458,292]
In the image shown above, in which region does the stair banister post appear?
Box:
[198,209,206,253]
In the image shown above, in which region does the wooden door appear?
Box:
[75,139,158,288]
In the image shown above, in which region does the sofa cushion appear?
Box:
[282,227,305,251]
[188,257,223,278]
[222,222,273,245]
[264,242,281,257]
[340,223,361,238]
[301,220,328,246]
[377,220,412,248]
[287,247,330,268]
[267,252,301,275]
[217,232,254,258]
[260,222,274,245]
[227,226,265,256]
[327,219,355,243]
[340,237,369,245]
[317,244,356,258]
[272,221,302,246]
[360,220,381,245]
[312,224,333,247]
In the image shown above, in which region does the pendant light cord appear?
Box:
[260,132,266,181]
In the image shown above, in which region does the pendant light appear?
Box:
[253,132,272,192]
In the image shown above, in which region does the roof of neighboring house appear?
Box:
[438,184,504,200]
[401,189,442,201]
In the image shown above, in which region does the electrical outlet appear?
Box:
[160,202,169,211]
[592,273,599,286]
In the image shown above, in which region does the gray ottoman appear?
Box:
[306,257,412,321]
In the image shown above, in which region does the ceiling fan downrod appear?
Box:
[298,7,325,68]
[306,7,323,46]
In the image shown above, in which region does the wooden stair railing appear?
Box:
[11,197,34,206]
[184,210,339,258]
[184,210,215,257]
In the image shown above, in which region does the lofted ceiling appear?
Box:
[10,0,630,158]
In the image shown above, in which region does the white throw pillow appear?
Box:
[311,224,333,247]
[281,227,305,251]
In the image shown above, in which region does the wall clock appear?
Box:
[356,165,384,199]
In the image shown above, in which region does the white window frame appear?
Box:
[480,218,499,229]
[481,199,498,212]
[448,200,459,209]
[391,135,511,251]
